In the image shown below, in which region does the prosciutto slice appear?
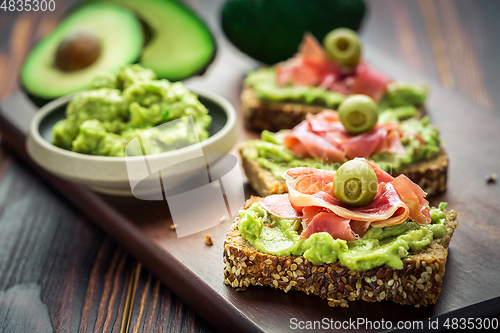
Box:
[276,33,341,87]
[300,207,356,241]
[283,164,410,229]
[351,62,391,102]
[285,176,410,226]
[300,205,371,241]
[342,127,389,159]
[285,167,335,195]
[391,175,431,225]
[275,34,392,100]
[284,131,346,161]
[364,159,395,183]
[258,161,430,241]
[284,111,405,162]
[260,194,302,219]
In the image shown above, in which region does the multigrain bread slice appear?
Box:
[240,145,448,197]
[223,197,459,308]
[242,86,425,132]
[242,87,328,132]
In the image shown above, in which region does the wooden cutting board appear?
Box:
[2,17,500,333]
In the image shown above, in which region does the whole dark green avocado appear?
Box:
[221,0,366,64]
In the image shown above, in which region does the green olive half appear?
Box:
[323,28,362,67]
[338,94,379,134]
[334,159,378,206]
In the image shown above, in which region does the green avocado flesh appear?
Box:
[245,68,428,120]
[242,116,440,178]
[92,0,215,80]
[21,3,143,99]
[239,202,449,271]
[52,65,212,157]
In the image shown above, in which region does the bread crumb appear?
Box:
[205,234,213,246]
[170,224,177,231]
[486,173,497,184]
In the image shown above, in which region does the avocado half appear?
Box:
[221,0,366,64]
[94,0,216,81]
[21,3,143,99]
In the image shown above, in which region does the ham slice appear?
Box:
[285,180,410,227]
[257,162,430,241]
[283,166,410,226]
[276,33,340,87]
[275,34,391,99]
[300,209,356,241]
[391,175,431,225]
[382,129,406,155]
[284,131,346,162]
[283,168,336,212]
[350,220,372,239]
[276,58,320,87]
[306,111,343,133]
[285,167,335,195]
[300,200,371,240]
[283,161,394,199]
[260,194,302,219]
[284,111,405,163]
[351,62,391,102]
[364,159,395,183]
[342,127,389,159]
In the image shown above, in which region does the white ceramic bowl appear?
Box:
[26,87,238,196]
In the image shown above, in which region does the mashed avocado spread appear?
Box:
[52,65,212,157]
[239,202,449,271]
[245,68,428,120]
[242,116,440,177]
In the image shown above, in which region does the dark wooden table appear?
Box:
[1,0,499,332]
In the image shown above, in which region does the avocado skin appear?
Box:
[87,0,216,81]
[222,0,366,64]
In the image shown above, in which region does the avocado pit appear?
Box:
[55,30,101,72]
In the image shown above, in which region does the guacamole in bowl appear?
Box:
[52,65,212,157]
[26,65,237,196]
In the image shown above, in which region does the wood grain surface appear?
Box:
[1,0,500,332]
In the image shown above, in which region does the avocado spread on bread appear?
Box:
[239,202,448,271]
[242,116,440,177]
[245,68,428,120]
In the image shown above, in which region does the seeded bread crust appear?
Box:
[223,197,459,307]
[242,87,328,132]
[242,86,425,132]
[240,145,448,197]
